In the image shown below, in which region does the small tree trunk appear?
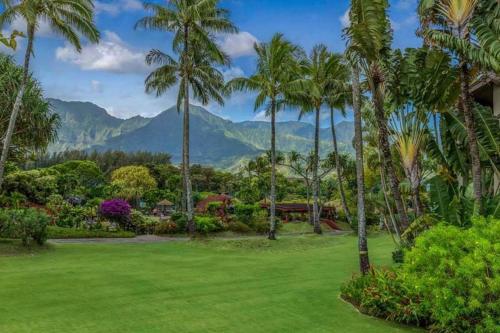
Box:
[372,74,409,231]
[330,107,352,224]
[312,106,322,234]
[459,61,482,214]
[0,25,35,190]
[269,100,277,240]
[378,151,401,239]
[352,66,370,274]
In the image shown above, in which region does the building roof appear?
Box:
[157,199,174,206]
[470,73,499,108]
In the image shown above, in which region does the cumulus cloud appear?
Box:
[56,31,147,73]
[96,0,143,16]
[219,31,258,58]
[10,16,52,37]
[252,110,270,122]
[222,66,244,81]
[340,9,350,28]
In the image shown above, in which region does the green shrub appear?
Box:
[234,204,257,226]
[341,216,499,332]
[47,226,134,239]
[194,216,221,234]
[228,221,252,233]
[171,212,187,232]
[130,210,159,234]
[154,221,178,235]
[0,209,49,245]
[57,205,88,228]
[206,201,223,216]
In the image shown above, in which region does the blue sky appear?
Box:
[4,0,422,125]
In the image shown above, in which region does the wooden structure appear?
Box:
[259,202,340,230]
[155,199,175,215]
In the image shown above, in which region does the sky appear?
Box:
[3,0,422,125]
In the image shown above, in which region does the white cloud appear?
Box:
[91,80,103,93]
[10,16,53,37]
[252,110,270,122]
[219,31,258,58]
[222,66,244,81]
[96,0,143,16]
[340,9,350,28]
[56,31,147,73]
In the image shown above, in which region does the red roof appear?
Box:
[196,194,231,213]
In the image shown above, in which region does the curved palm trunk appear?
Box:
[352,67,369,274]
[312,106,322,234]
[330,107,352,225]
[372,76,409,231]
[459,61,482,214]
[269,101,277,240]
[0,25,34,190]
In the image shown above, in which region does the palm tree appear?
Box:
[419,0,500,214]
[136,0,237,235]
[345,0,410,232]
[326,56,353,225]
[227,33,301,240]
[0,0,100,190]
[291,45,342,234]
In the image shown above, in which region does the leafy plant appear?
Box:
[0,208,49,245]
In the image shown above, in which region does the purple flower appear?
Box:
[99,199,131,219]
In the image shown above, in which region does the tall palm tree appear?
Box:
[345,0,410,232]
[419,0,500,213]
[326,56,353,225]
[227,33,301,240]
[292,45,341,234]
[0,0,100,190]
[136,0,237,235]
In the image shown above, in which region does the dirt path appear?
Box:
[49,230,352,244]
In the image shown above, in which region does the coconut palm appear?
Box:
[326,56,353,225]
[136,0,237,235]
[227,33,301,240]
[290,45,343,234]
[419,0,500,213]
[0,29,22,50]
[345,0,410,233]
[0,0,100,190]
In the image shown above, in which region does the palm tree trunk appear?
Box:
[0,25,35,190]
[312,106,322,234]
[269,100,277,240]
[182,26,195,235]
[378,151,401,239]
[352,66,369,274]
[330,107,352,225]
[372,77,409,231]
[459,61,482,214]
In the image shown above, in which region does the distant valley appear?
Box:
[48,98,354,169]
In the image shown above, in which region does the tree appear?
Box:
[326,56,353,225]
[345,0,410,233]
[0,54,59,163]
[0,0,100,190]
[292,45,341,234]
[227,33,301,240]
[136,0,237,235]
[419,0,500,213]
[111,166,157,205]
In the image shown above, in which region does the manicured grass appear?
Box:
[47,226,135,239]
[0,234,421,333]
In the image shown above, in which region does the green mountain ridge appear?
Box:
[48,99,354,169]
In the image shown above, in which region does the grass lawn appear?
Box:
[0,234,421,333]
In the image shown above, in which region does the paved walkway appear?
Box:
[48,230,352,244]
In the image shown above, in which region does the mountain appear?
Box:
[48,99,354,169]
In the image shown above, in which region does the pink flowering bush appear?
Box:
[99,199,131,220]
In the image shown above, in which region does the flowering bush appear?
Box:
[99,199,131,219]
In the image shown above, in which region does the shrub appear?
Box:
[206,201,223,216]
[228,221,252,233]
[342,216,499,333]
[194,216,221,234]
[234,204,257,226]
[0,209,49,245]
[154,221,178,235]
[130,210,159,234]
[171,212,187,232]
[57,205,89,228]
[99,199,133,231]
[47,226,134,239]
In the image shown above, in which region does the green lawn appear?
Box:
[0,234,421,333]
